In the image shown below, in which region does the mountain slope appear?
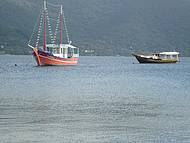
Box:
[0,0,190,56]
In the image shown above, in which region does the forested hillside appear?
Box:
[0,0,190,56]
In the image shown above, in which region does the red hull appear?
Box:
[33,48,78,66]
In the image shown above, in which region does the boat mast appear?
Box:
[61,4,70,44]
[60,5,63,45]
[43,0,47,51]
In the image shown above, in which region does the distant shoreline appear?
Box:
[0,54,189,57]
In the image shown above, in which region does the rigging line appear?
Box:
[28,6,43,45]
[58,4,71,43]
[46,2,60,7]
[62,8,70,43]
[48,17,57,22]
[35,12,44,47]
[53,12,61,44]
[46,9,54,43]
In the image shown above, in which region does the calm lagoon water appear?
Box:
[0,55,190,143]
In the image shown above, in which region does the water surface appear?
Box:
[0,55,190,143]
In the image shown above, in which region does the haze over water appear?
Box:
[0,55,190,143]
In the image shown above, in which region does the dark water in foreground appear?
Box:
[0,55,190,143]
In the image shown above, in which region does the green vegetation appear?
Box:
[0,0,190,56]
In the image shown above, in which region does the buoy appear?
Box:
[15,64,17,66]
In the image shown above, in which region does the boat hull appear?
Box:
[33,48,78,66]
[132,54,178,64]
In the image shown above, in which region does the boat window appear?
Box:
[62,48,66,55]
[172,55,177,59]
[57,48,60,54]
[68,47,73,53]
[47,47,53,53]
[52,47,60,54]
[74,48,78,54]
[160,55,165,59]
[68,47,74,57]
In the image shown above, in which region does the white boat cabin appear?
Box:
[138,52,180,61]
[157,52,179,60]
[42,44,79,58]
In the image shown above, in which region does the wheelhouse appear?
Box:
[158,52,179,61]
[40,44,79,58]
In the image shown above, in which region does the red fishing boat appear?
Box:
[28,1,79,66]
